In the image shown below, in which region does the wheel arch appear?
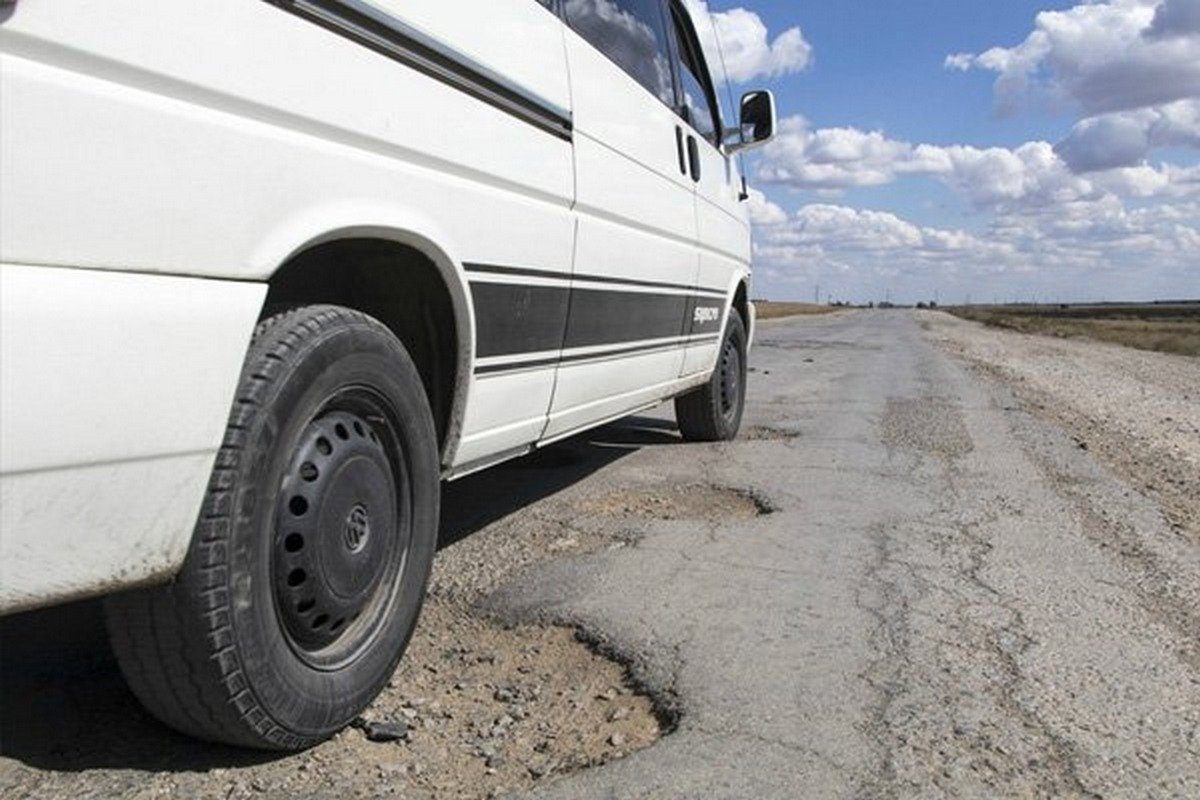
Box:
[731,276,753,349]
[262,225,475,471]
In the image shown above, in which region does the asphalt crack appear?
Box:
[856,427,1103,798]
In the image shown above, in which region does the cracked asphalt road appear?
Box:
[3,310,1197,800]
[491,309,1199,799]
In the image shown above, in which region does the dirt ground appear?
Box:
[0,424,770,800]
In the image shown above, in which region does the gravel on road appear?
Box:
[923,310,1200,538]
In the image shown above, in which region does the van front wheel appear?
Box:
[675,311,747,442]
[104,305,439,750]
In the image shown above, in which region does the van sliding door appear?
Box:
[544,0,701,441]
[666,0,743,377]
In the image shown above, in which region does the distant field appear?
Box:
[755,301,843,320]
[948,304,1200,357]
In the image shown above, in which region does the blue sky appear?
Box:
[755,0,1070,144]
[694,0,1200,304]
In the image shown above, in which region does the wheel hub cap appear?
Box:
[274,410,398,654]
[343,504,370,553]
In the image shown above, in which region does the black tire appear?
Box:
[104,305,439,750]
[675,310,747,442]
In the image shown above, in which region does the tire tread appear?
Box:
[105,305,396,750]
[675,310,747,443]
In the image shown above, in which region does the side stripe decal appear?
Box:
[469,277,727,377]
[464,263,726,298]
[475,336,721,376]
[266,0,574,141]
[563,288,690,350]
[471,283,570,358]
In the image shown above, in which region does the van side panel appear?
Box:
[1,0,578,456]
[673,0,753,377]
[542,18,700,441]
[0,1,573,279]
[0,266,266,613]
[685,179,752,376]
[0,0,575,608]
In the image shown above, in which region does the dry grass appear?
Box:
[755,301,842,320]
[950,306,1200,357]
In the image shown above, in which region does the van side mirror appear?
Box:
[725,90,777,154]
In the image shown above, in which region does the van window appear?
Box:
[669,2,721,144]
[564,0,675,106]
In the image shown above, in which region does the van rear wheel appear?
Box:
[104,305,439,750]
[675,311,747,442]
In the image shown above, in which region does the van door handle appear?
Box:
[675,127,687,176]
[687,136,701,183]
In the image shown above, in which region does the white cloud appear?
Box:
[684,1,813,83]
[749,114,1199,302]
[752,196,1199,302]
[753,114,1200,210]
[746,188,789,226]
[754,204,1017,271]
[1147,0,1200,39]
[944,53,975,72]
[947,0,1200,116]
[934,142,1104,208]
[945,3,1200,175]
[1055,98,1200,172]
[755,116,1111,209]
[751,203,1030,301]
[1092,161,1200,198]
[772,205,924,250]
[754,117,914,189]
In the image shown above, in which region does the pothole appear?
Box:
[0,597,672,800]
[574,484,776,520]
[338,600,672,799]
[741,425,802,441]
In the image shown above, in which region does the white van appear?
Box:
[0,0,775,748]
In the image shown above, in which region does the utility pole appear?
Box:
[814,284,820,305]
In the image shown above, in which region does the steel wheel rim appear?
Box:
[718,334,742,423]
[271,387,412,671]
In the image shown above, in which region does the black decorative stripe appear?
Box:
[267,0,573,141]
[471,282,570,358]
[464,263,726,297]
[563,287,689,349]
[472,276,728,364]
[476,335,720,376]
[472,280,716,354]
[475,356,563,376]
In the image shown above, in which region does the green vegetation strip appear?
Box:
[755,302,843,320]
[949,305,1200,358]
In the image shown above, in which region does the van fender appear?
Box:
[245,202,477,469]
